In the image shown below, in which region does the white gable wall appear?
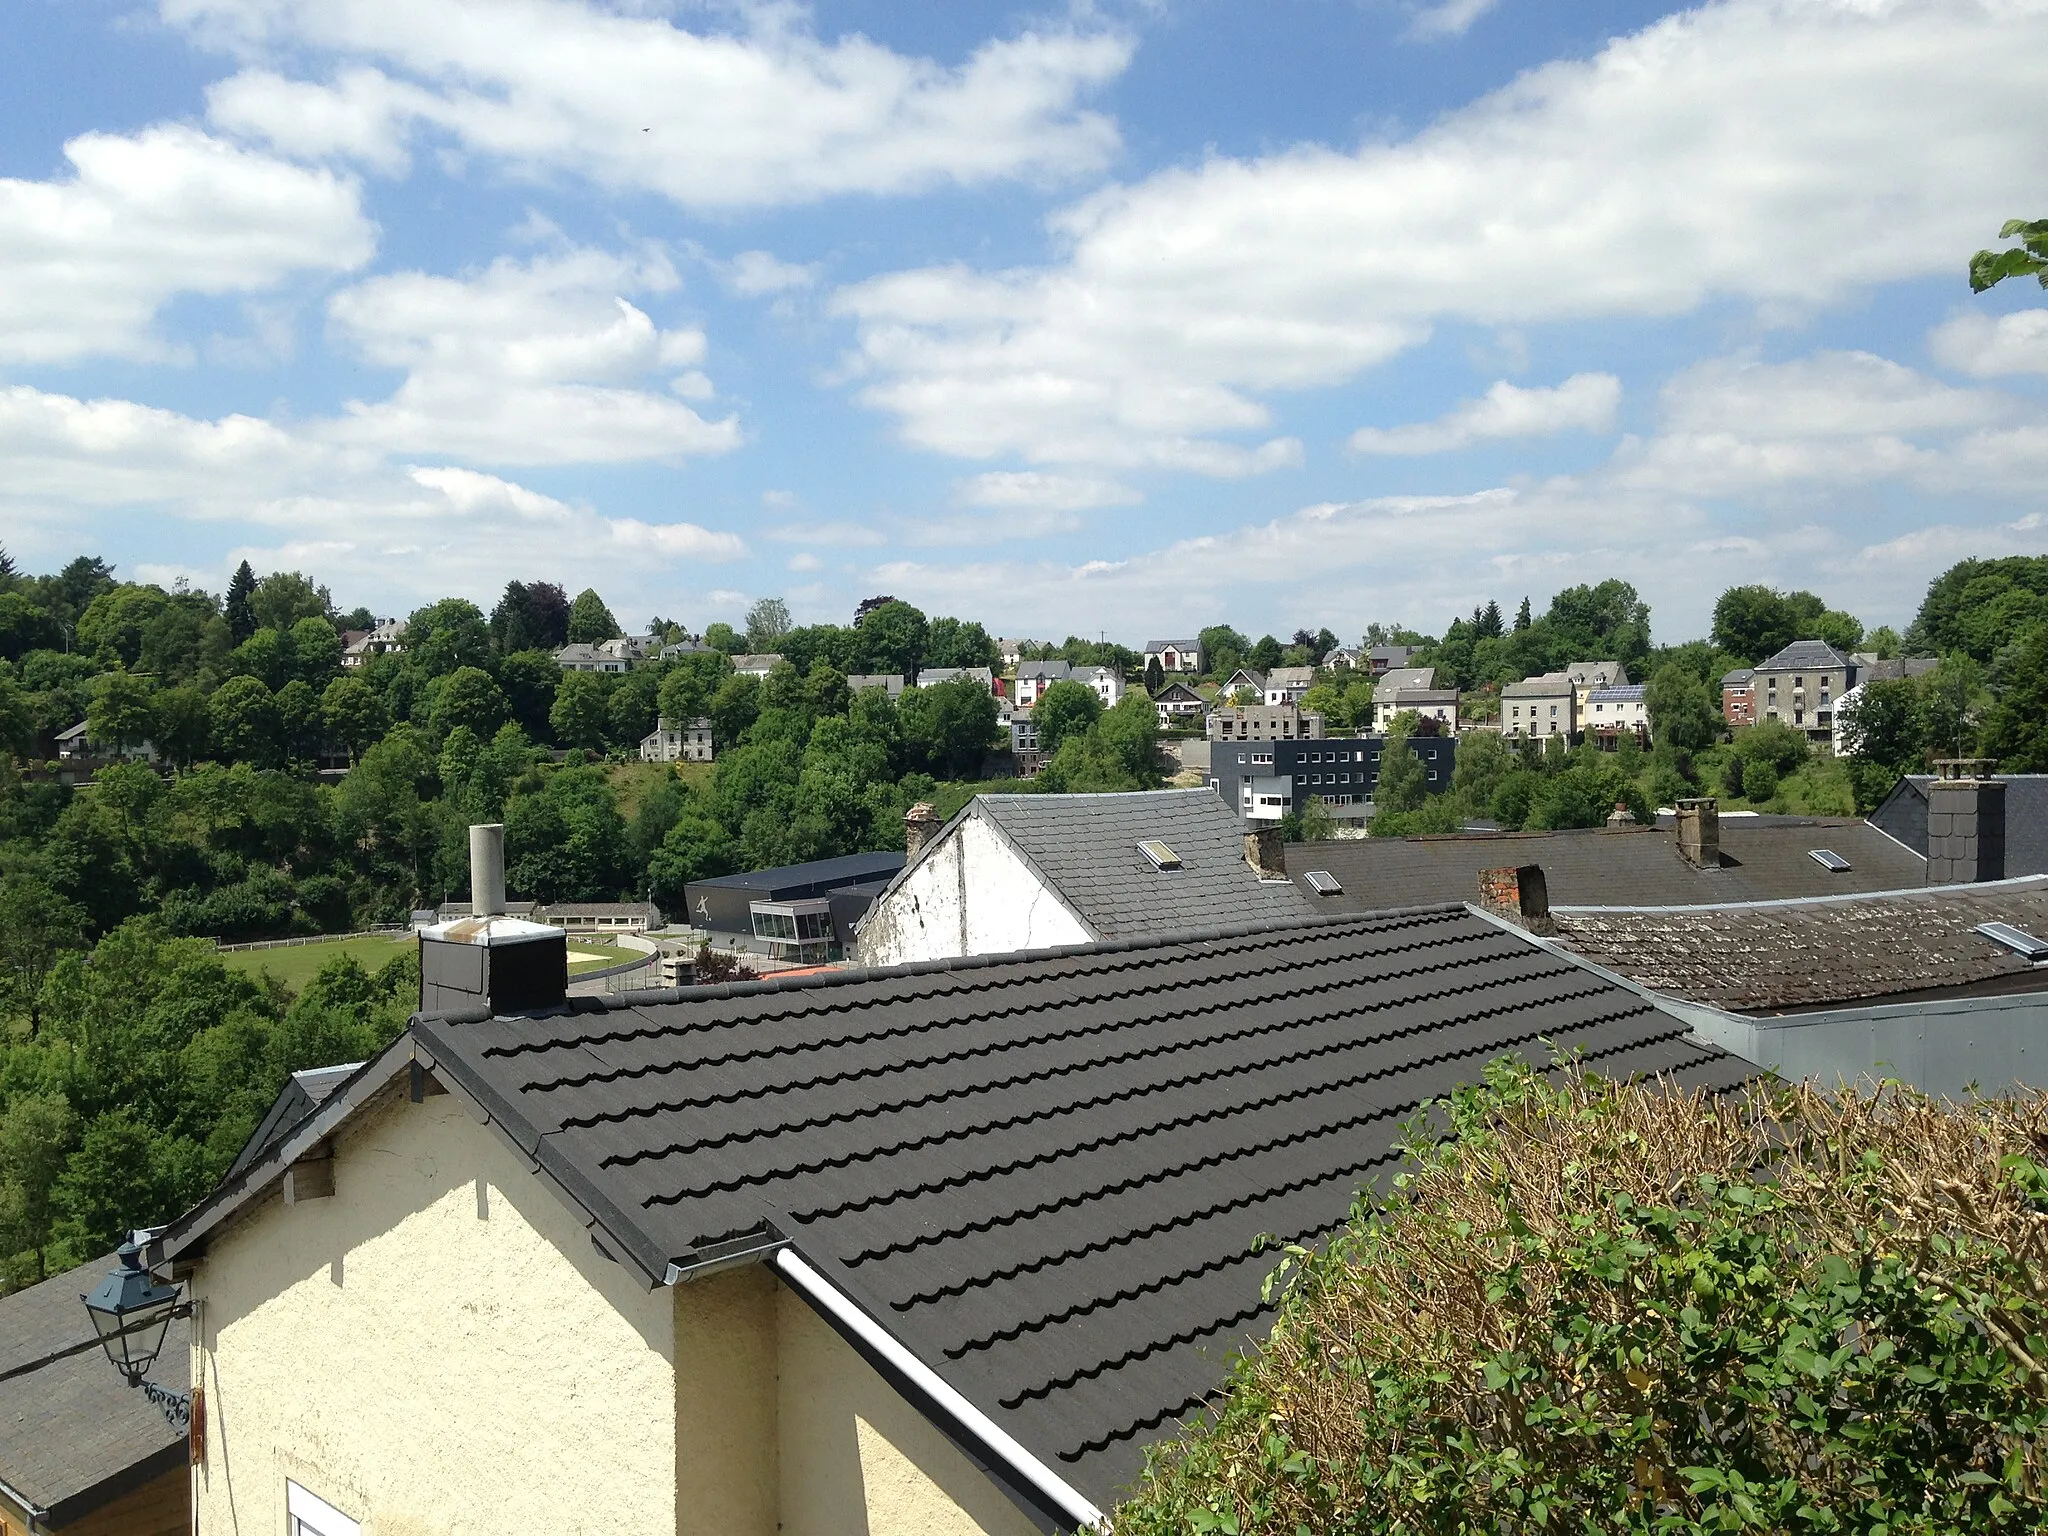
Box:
[856,814,1091,966]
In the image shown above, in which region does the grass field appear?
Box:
[220,933,649,993]
[607,760,712,820]
[219,934,416,991]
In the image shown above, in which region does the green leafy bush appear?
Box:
[1109,1062,2048,1536]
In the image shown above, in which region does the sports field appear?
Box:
[219,933,646,991]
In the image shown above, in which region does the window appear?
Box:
[289,1483,361,1536]
[1978,921,2048,961]
[1809,849,1852,872]
[1137,839,1182,870]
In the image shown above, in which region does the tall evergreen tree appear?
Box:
[1515,596,1532,631]
[225,560,258,643]
[1480,599,1504,639]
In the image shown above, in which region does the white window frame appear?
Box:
[289,1482,361,1536]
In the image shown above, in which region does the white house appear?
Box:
[53,721,160,763]
[1142,639,1203,674]
[1371,689,1461,737]
[1072,664,1124,708]
[1152,681,1208,726]
[1011,660,1071,708]
[916,665,1004,698]
[554,643,629,674]
[1566,661,1630,716]
[1504,672,1577,740]
[1584,685,1649,746]
[340,618,406,669]
[856,790,1312,966]
[639,716,714,763]
[730,653,784,679]
[1263,666,1315,708]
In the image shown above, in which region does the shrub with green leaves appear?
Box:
[1108,1062,2048,1536]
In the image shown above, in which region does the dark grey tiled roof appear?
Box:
[1552,878,2048,1013]
[1286,818,1926,911]
[400,908,1750,1512]
[1755,639,1851,672]
[688,851,906,892]
[971,790,1314,938]
[1723,668,1754,685]
[226,1062,359,1178]
[0,1254,187,1522]
[1872,775,2048,877]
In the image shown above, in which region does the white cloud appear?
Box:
[174,0,1130,208]
[1410,0,1501,41]
[954,471,1142,510]
[1349,373,1618,454]
[726,250,820,297]
[0,124,374,364]
[787,552,824,572]
[836,0,2048,477]
[321,247,740,464]
[1928,308,2048,376]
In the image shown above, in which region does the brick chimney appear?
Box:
[1675,797,1719,869]
[1477,864,1554,935]
[1605,802,1637,830]
[1928,759,2005,884]
[905,802,941,860]
[1244,826,1286,881]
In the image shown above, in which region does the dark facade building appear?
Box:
[681,851,907,961]
[1209,734,1457,826]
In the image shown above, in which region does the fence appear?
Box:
[213,928,411,954]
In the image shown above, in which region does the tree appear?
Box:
[497,650,560,741]
[147,685,209,769]
[224,560,258,642]
[1371,733,1427,817]
[289,615,342,684]
[85,666,155,756]
[405,599,494,677]
[548,670,610,751]
[432,666,509,739]
[899,677,1000,778]
[1984,624,2048,770]
[0,668,35,761]
[0,1094,78,1283]
[0,875,89,1035]
[1143,656,1166,694]
[703,622,742,654]
[1841,677,1924,770]
[1643,663,1717,754]
[1514,597,1531,631]
[1969,216,2048,292]
[745,597,793,652]
[924,616,1001,670]
[1908,557,2048,663]
[1922,653,1987,761]
[856,600,929,677]
[274,679,321,762]
[1249,635,1283,670]
[75,584,169,667]
[248,570,332,633]
[565,588,621,645]
[1033,679,1103,756]
[647,813,738,912]
[321,675,385,762]
[0,591,62,661]
[490,581,570,653]
[50,1109,192,1259]
[209,676,282,765]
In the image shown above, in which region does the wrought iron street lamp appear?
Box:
[81,1239,192,1428]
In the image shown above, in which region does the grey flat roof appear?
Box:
[688,850,906,894]
[1286,817,1927,912]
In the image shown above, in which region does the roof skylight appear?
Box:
[1808,849,1852,872]
[1976,922,2048,962]
[1137,840,1182,871]
[1304,870,1343,895]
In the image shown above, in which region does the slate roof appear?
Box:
[939,790,1315,939]
[1375,666,1435,694]
[542,901,663,918]
[1723,668,1755,686]
[1016,660,1074,680]
[165,907,1752,1520]
[1871,775,2048,878]
[1551,877,2048,1013]
[1503,670,1574,697]
[1755,639,1851,672]
[1286,817,1927,911]
[688,851,906,894]
[1265,666,1315,689]
[0,1253,188,1524]
[226,1061,359,1178]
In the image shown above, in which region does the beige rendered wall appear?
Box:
[858,814,1090,967]
[670,1269,1045,1536]
[190,1090,677,1536]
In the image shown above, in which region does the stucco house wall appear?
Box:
[857,814,1091,966]
[190,1090,680,1536]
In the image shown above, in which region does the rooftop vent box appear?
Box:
[1976,921,2048,963]
[1304,870,1343,895]
[1808,849,1852,872]
[419,917,569,1015]
[1137,839,1183,871]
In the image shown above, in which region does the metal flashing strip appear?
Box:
[1552,871,2048,915]
[772,1248,1105,1533]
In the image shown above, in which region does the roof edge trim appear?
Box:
[1552,872,2047,915]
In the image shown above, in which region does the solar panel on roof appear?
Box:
[1808,849,1852,872]
[1136,839,1182,870]
[1304,870,1343,895]
[1976,922,2048,961]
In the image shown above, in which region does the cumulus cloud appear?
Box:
[836,0,2048,477]
[1350,373,1619,454]
[0,124,374,364]
[1410,0,1501,41]
[1928,308,2048,376]
[321,246,740,463]
[174,0,1130,208]
[725,250,820,296]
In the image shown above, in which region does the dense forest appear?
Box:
[0,547,2042,1288]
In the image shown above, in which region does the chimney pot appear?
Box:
[905,802,941,859]
[1675,797,1719,869]
[469,823,506,916]
[1244,827,1286,881]
[1478,864,1553,934]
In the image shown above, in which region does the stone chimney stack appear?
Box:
[1244,826,1286,881]
[469,822,506,917]
[1928,759,2005,885]
[1675,797,1720,869]
[905,802,941,860]
[1477,864,1554,935]
[1605,802,1637,830]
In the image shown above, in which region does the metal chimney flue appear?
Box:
[470,823,506,917]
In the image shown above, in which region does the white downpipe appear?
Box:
[771,1248,1105,1533]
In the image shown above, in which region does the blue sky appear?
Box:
[3,0,2045,646]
